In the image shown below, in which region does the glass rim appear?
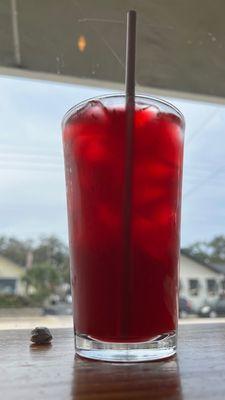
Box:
[62,93,185,129]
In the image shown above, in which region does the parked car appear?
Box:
[43,296,72,315]
[198,297,225,318]
[65,293,72,304]
[179,297,192,318]
[42,302,72,316]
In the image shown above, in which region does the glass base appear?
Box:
[75,331,176,362]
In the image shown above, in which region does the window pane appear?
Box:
[189,279,199,296]
[0,279,16,294]
[207,279,218,296]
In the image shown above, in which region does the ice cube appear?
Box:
[132,217,153,252]
[69,100,109,125]
[99,204,121,236]
[133,109,161,162]
[148,113,184,168]
[133,184,167,216]
[156,206,174,225]
[73,131,110,166]
[132,210,177,259]
[135,105,159,129]
[83,140,109,164]
[136,102,159,113]
[148,161,177,182]
[158,112,184,129]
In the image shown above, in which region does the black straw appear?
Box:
[122,10,136,336]
[125,10,136,100]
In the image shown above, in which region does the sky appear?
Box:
[0,75,225,247]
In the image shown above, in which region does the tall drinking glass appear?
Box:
[62,95,185,362]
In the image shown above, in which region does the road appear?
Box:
[1,316,225,330]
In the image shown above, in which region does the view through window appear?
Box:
[1,0,225,331]
[1,75,225,328]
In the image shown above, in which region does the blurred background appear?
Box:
[1,0,225,328]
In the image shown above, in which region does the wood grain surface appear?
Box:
[0,323,225,399]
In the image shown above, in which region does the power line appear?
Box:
[0,165,63,173]
[0,150,62,158]
[183,165,225,199]
[185,108,221,146]
[0,155,63,167]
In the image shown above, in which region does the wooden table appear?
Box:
[1,323,225,399]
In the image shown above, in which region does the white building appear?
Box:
[0,255,26,295]
[180,251,225,312]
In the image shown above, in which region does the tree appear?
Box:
[0,236,33,266]
[33,236,68,265]
[22,262,61,299]
[33,236,70,284]
[185,235,225,264]
[0,235,70,284]
[208,235,225,263]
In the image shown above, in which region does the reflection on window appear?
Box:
[189,279,199,296]
[207,279,218,296]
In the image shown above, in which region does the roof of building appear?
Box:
[208,264,225,275]
[181,249,225,276]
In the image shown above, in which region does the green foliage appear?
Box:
[33,236,69,265]
[0,294,44,308]
[0,235,71,304]
[208,236,225,262]
[0,236,32,266]
[22,262,61,299]
[185,235,225,264]
[32,236,70,284]
[0,294,30,308]
[0,235,70,284]
[183,241,210,264]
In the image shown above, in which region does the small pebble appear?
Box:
[30,327,53,345]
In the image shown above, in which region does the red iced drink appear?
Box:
[63,95,184,344]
